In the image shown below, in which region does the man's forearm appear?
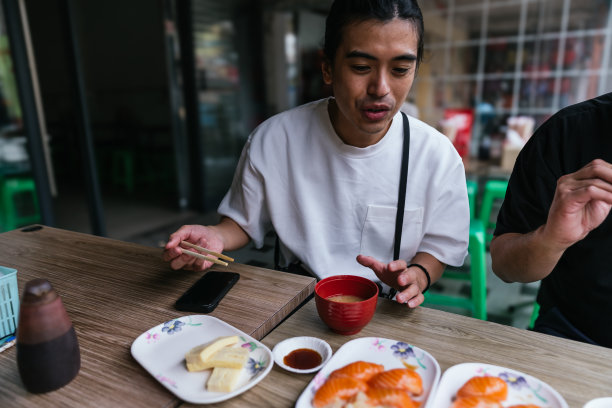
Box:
[209,217,251,251]
[490,226,566,283]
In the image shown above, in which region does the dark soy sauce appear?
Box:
[283,348,322,370]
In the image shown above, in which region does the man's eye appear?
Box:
[352,65,370,72]
[393,67,411,75]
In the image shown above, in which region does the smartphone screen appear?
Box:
[175,271,240,313]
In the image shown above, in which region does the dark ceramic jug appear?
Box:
[16,278,80,393]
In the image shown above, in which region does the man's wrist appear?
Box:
[408,263,430,293]
[533,225,570,259]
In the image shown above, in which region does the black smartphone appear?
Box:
[175,271,240,313]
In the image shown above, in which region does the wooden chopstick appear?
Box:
[180,240,234,262]
[181,249,229,267]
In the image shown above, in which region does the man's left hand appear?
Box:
[356,255,426,308]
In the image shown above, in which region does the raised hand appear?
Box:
[543,159,612,251]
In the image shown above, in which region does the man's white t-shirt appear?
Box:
[218,98,469,287]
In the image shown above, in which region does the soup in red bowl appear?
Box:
[314,275,379,335]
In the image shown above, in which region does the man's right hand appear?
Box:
[162,225,226,271]
[543,159,612,251]
[491,159,612,283]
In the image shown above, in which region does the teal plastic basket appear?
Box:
[0,266,19,339]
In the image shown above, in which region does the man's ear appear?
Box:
[321,60,332,85]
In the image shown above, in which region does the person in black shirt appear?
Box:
[491,92,612,348]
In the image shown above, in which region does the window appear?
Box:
[417,0,612,157]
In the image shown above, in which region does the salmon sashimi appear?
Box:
[456,376,508,400]
[451,396,504,408]
[362,388,418,408]
[366,368,423,396]
[312,376,368,408]
[328,361,385,382]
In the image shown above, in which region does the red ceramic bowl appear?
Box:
[314,275,379,335]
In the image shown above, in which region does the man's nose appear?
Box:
[367,72,391,97]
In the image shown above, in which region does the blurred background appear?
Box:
[0,0,610,325]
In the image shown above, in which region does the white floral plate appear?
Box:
[429,362,569,407]
[131,315,273,404]
[295,337,441,408]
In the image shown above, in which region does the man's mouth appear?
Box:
[362,108,389,121]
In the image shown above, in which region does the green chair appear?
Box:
[424,219,487,320]
[528,302,540,330]
[111,149,135,193]
[0,176,41,231]
[478,179,508,246]
[466,179,478,220]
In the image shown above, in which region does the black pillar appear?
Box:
[177,0,205,211]
[3,0,56,227]
[163,0,191,211]
[60,0,106,236]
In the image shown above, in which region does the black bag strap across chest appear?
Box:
[387,112,411,299]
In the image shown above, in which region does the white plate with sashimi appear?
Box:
[429,362,568,408]
[295,337,441,408]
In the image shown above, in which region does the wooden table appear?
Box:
[0,226,315,407]
[207,299,612,408]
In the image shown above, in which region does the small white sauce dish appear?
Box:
[272,336,332,374]
[583,397,612,408]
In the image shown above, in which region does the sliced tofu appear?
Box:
[184,335,239,372]
[207,367,243,392]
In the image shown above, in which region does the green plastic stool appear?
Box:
[528,302,540,330]
[466,179,478,220]
[478,179,508,246]
[424,219,487,320]
[111,149,135,193]
[0,176,41,231]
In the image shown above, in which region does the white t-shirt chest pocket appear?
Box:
[360,205,424,262]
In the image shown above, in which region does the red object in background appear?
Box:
[444,109,474,158]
